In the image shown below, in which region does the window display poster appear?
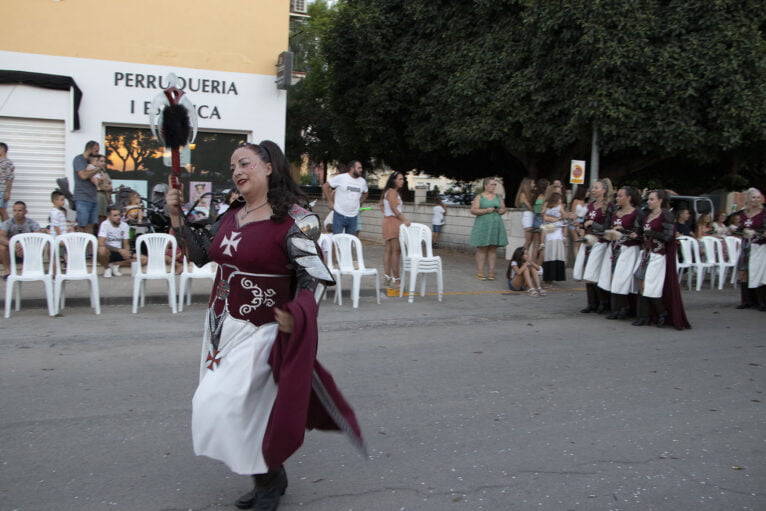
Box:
[190,181,212,207]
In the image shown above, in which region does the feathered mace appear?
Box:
[603,229,622,241]
[148,73,198,191]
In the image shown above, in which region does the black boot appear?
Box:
[235,467,288,510]
[651,298,668,327]
[595,287,611,314]
[736,282,754,309]
[607,295,628,320]
[757,286,766,312]
[581,284,598,313]
[632,296,649,326]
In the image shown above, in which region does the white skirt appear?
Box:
[573,244,586,280]
[582,242,608,283]
[610,245,640,295]
[748,243,766,288]
[640,252,666,298]
[597,244,613,291]
[192,315,279,475]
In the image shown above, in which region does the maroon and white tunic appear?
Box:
[639,214,668,298]
[606,209,642,295]
[574,202,609,282]
[740,209,766,288]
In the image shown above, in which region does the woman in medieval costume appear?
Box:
[734,187,766,310]
[573,178,614,313]
[603,186,644,320]
[166,141,365,511]
[632,189,691,329]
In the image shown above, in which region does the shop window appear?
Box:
[104,125,247,200]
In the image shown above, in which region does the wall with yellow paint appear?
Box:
[1,0,289,75]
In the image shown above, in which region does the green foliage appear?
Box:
[293,0,766,192]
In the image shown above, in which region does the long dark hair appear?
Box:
[649,189,669,209]
[383,171,403,193]
[620,186,641,207]
[533,178,549,200]
[238,141,307,222]
[572,185,588,202]
[511,246,526,266]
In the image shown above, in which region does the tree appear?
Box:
[317,0,766,192]
[286,1,344,176]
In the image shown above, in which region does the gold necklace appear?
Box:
[240,200,269,217]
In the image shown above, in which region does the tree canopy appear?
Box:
[288,0,766,193]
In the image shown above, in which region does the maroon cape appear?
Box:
[658,236,692,330]
[263,289,365,469]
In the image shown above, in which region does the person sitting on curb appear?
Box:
[0,201,45,280]
[97,206,144,277]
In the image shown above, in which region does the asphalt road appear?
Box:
[1,250,764,511]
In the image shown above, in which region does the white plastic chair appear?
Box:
[318,233,339,302]
[699,236,730,290]
[724,236,742,286]
[676,236,694,290]
[132,233,177,314]
[178,256,216,311]
[682,236,716,291]
[399,223,443,303]
[4,233,56,318]
[54,233,100,314]
[331,234,380,308]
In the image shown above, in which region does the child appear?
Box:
[86,154,103,188]
[432,197,446,248]
[49,190,72,236]
[506,246,545,296]
[124,191,143,223]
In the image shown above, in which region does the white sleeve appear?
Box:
[121,224,130,240]
[97,221,107,238]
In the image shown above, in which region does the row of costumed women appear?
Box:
[573,185,691,330]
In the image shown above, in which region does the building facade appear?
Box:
[0,0,290,223]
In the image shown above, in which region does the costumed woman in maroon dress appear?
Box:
[632,190,691,329]
[734,187,766,310]
[572,179,614,313]
[167,141,366,511]
[604,186,644,320]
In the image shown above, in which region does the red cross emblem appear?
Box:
[206,349,222,370]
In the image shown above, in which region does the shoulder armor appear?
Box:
[289,205,321,242]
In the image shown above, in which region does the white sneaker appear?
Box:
[103,268,112,278]
[111,264,123,276]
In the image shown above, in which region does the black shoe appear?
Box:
[736,303,752,309]
[632,318,648,326]
[656,314,667,327]
[580,305,596,313]
[606,309,626,320]
[235,468,288,510]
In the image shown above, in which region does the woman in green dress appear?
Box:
[470,177,509,280]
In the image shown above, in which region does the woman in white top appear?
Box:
[381,172,410,285]
[568,185,588,257]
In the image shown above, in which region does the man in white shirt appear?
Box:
[322,160,368,234]
[97,206,137,277]
[0,201,45,280]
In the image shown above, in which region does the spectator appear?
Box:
[712,211,731,236]
[695,212,714,239]
[124,191,144,224]
[530,178,549,258]
[506,246,544,296]
[49,190,73,236]
[93,154,113,224]
[97,205,140,278]
[541,192,566,286]
[381,171,410,285]
[322,160,368,234]
[1,201,45,280]
[470,177,508,281]
[514,177,535,252]
[217,189,240,215]
[675,208,692,237]
[431,195,446,248]
[73,140,101,234]
[568,185,589,257]
[0,142,15,221]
